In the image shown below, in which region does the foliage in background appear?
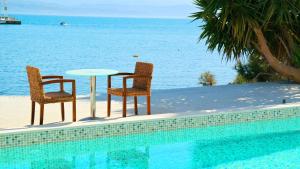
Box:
[233,55,283,84]
[191,0,300,83]
[199,71,216,86]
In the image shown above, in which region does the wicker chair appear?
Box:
[107,62,153,117]
[26,66,76,125]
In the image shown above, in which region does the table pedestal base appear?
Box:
[90,76,96,118]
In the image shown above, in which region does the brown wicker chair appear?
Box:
[26,66,76,125]
[107,62,153,117]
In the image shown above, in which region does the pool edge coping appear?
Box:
[1,105,300,148]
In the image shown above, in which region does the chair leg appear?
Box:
[31,101,35,125]
[61,102,65,121]
[123,96,127,117]
[147,96,151,115]
[72,99,76,122]
[134,96,138,115]
[107,94,111,117]
[39,103,44,125]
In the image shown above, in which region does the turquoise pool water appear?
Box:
[1,117,300,169]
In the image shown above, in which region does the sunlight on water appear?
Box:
[0,15,236,95]
[0,117,300,169]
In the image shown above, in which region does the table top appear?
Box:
[66,69,119,76]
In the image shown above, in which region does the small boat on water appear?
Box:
[0,16,21,24]
[0,0,21,25]
[60,21,67,26]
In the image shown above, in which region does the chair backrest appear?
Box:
[26,66,44,102]
[133,62,153,90]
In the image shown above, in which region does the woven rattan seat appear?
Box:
[26,66,77,125]
[107,62,153,117]
[108,88,148,96]
[44,91,73,102]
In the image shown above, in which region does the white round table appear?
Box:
[66,69,119,118]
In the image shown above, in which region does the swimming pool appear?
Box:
[1,115,300,169]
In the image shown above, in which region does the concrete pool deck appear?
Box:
[1,82,300,133]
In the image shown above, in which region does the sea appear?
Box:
[0,15,236,95]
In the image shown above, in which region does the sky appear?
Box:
[5,0,196,18]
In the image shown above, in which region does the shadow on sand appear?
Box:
[77,82,300,116]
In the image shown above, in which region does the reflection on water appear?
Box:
[1,117,300,168]
[31,158,75,169]
[107,148,149,169]
[21,131,300,169]
[26,147,150,169]
[191,131,300,168]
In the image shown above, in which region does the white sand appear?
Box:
[1,82,300,133]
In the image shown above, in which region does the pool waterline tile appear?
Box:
[0,106,300,148]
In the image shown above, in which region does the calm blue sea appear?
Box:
[0,15,236,95]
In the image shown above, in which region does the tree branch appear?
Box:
[253,27,300,82]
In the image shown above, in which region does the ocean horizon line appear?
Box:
[10,13,192,20]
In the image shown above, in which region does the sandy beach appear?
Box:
[1,82,300,132]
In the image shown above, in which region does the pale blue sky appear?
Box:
[7,0,196,18]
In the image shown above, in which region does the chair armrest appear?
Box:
[122,75,152,93]
[107,72,134,88]
[42,79,76,96]
[108,72,133,78]
[42,79,75,85]
[42,75,63,79]
[123,75,152,80]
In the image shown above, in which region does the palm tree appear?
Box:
[191,0,300,82]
